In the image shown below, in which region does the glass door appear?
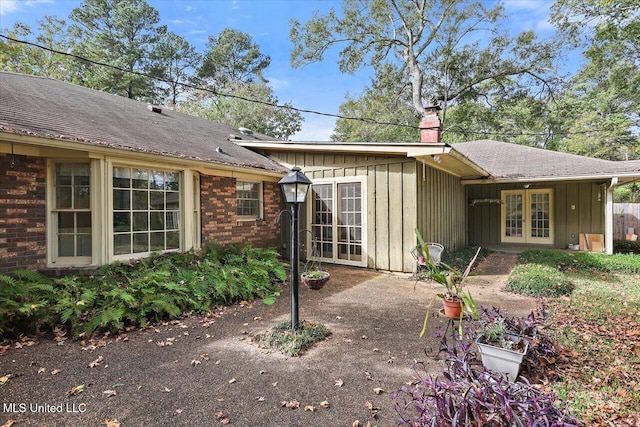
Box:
[501,189,553,244]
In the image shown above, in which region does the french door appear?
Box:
[309,178,366,266]
[501,189,553,244]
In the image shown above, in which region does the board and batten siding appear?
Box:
[416,165,467,252]
[466,181,605,249]
[271,152,420,272]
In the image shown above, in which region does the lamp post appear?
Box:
[278,167,312,331]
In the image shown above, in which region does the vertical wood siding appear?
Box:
[271,152,421,272]
[416,165,467,252]
[466,181,605,248]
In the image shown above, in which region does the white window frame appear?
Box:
[47,160,96,267]
[236,179,263,221]
[307,176,367,267]
[109,163,183,261]
[501,188,554,245]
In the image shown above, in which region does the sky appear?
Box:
[0,0,565,141]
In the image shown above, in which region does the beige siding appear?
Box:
[416,166,467,252]
[271,152,420,272]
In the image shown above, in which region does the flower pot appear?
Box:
[442,299,463,318]
[301,271,330,290]
[476,334,529,382]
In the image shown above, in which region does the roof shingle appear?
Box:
[0,72,286,174]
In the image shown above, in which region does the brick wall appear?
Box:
[200,175,281,249]
[0,153,47,273]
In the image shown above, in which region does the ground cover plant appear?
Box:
[510,250,640,424]
[0,243,285,339]
[252,319,332,357]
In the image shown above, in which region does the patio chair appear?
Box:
[411,243,444,278]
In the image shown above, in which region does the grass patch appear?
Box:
[518,249,640,275]
[506,263,574,297]
[253,319,332,357]
[440,246,489,273]
[546,271,640,422]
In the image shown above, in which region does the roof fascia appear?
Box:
[1,132,284,181]
[238,140,450,157]
[462,174,640,185]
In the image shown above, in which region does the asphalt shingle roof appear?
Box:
[0,72,287,174]
[452,140,640,180]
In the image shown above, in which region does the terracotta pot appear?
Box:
[442,299,463,318]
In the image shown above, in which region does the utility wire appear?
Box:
[0,34,635,139]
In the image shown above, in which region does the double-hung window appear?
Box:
[236,180,262,220]
[52,163,92,263]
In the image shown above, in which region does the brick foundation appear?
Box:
[200,175,281,249]
[0,153,47,273]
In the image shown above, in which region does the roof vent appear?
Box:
[238,127,253,135]
[216,147,224,154]
[148,105,162,114]
[228,134,242,140]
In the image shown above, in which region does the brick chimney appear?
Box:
[419,102,442,143]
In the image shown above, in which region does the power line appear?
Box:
[0,34,635,139]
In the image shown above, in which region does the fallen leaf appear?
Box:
[37,367,46,374]
[68,385,85,396]
[272,382,278,387]
[304,405,315,412]
[353,421,361,427]
[281,400,300,409]
[364,370,373,381]
[0,376,9,384]
[335,379,344,387]
[320,400,330,408]
[102,420,120,427]
[373,387,385,395]
[88,355,105,368]
[175,409,183,415]
[191,359,201,367]
[2,420,16,427]
[256,396,265,402]
[51,369,61,375]
[163,387,171,393]
[228,378,237,384]
[103,390,117,398]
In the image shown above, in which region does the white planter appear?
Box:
[476,334,529,382]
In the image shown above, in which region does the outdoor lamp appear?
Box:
[278,167,311,204]
[278,167,311,331]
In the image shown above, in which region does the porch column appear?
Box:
[604,177,618,255]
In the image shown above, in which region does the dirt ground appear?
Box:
[0,253,535,427]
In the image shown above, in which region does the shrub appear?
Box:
[0,243,285,339]
[614,239,640,255]
[393,342,583,426]
[506,263,574,297]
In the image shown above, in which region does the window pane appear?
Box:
[150,171,164,190]
[133,212,148,231]
[133,233,148,253]
[77,212,91,233]
[166,231,179,249]
[150,212,164,230]
[114,189,130,210]
[165,172,179,191]
[114,234,131,255]
[150,192,164,210]
[150,232,164,251]
[74,186,90,209]
[113,167,130,188]
[166,211,179,230]
[132,190,148,210]
[166,192,179,210]
[113,212,131,232]
[77,234,92,257]
[58,235,74,257]
[56,187,72,209]
[58,212,74,233]
[132,169,148,189]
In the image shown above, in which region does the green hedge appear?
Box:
[0,243,285,339]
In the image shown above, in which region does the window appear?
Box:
[309,178,366,266]
[52,163,92,261]
[113,167,180,256]
[501,189,553,244]
[236,180,262,220]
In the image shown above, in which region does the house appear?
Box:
[3,72,639,275]
[240,108,640,273]
[0,72,287,273]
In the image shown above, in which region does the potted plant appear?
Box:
[300,268,330,290]
[476,316,529,382]
[416,229,481,337]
